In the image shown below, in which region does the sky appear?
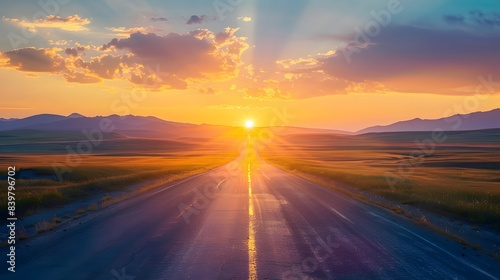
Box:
[0,0,499,131]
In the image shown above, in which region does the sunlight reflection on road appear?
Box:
[248,163,257,279]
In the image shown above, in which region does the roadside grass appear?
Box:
[262,134,500,227]
[99,195,112,203]
[35,219,58,234]
[0,152,237,219]
[17,226,29,240]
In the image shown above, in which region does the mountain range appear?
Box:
[0,113,228,139]
[0,108,499,136]
[357,108,500,134]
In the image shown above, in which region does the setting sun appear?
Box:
[1,1,500,279]
[245,120,254,128]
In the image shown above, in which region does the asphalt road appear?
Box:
[2,152,499,279]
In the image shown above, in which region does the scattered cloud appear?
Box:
[0,28,248,89]
[1,48,65,72]
[75,55,124,79]
[65,47,80,57]
[318,25,500,94]
[469,10,500,28]
[444,11,500,28]
[3,15,91,32]
[101,29,248,87]
[63,72,100,83]
[105,26,162,37]
[214,27,240,44]
[151,17,168,22]
[186,15,208,25]
[238,17,252,22]
[48,39,70,46]
[243,87,290,100]
[276,57,318,69]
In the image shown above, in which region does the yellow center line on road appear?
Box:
[247,163,257,279]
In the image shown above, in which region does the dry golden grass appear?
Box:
[262,132,500,226]
[0,151,237,218]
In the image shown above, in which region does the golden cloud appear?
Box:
[0,28,249,89]
[3,15,91,32]
[105,26,162,37]
[238,17,252,22]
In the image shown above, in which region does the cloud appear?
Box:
[100,29,247,87]
[280,71,353,98]
[64,46,86,57]
[214,27,240,44]
[243,87,290,100]
[232,55,356,99]
[276,57,318,69]
[105,26,162,37]
[186,15,208,25]
[469,10,500,28]
[444,11,500,28]
[319,25,500,94]
[151,17,168,22]
[0,47,103,83]
[63,72,100,83]
[238,17,252,22]
[64,48,78,57]
[0,29,248,89]
[1,48,65,72]
[48,39,70,46]
[3,15,90,32]
[75,55,124,79]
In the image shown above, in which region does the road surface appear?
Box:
[2,152,499,279]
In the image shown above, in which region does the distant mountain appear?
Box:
[68,113,85,118]
[357,108,500,134]
[0,114,68,131]
[0,113,351,138]
[24,114,190,131]
[0,113,232,140]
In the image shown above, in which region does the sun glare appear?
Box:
[245,120,254,128]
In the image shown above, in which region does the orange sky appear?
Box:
[1,1,499,132]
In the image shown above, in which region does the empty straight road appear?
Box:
[2,152,499,279]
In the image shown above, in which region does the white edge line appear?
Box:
[367,211,499,280]
[329,207,354,224]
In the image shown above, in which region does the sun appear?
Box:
[245,120,254,128]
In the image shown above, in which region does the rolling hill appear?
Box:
[357,108,500,134]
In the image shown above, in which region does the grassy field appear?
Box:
[0,130,242,219]
[261,129,500,226]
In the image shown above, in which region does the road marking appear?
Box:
[329,207,353,224]
[367,211,499,280]
[144,166,228,199]
[269,163,497,279]
[309,194,354,224]
[247,163,257,279]
[175,177,230,220]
